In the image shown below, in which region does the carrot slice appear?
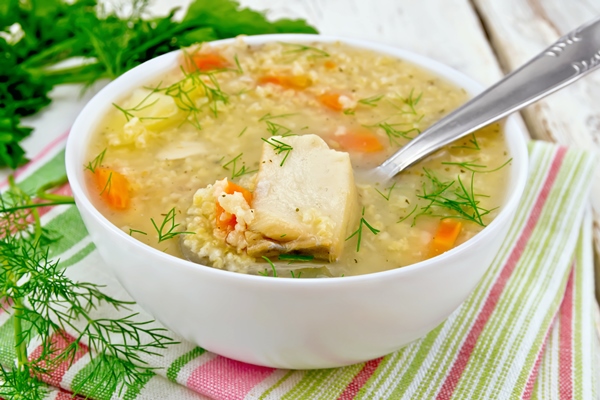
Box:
[324,60,337,69]
[93,168,130,210]
[429,219,462,257]
[188,53,229,72]
[215,181,253,233]
[318,92,344,111]
[258,75,311,90]
[334,129,384,152]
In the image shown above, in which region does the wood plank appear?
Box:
[472,0,600,300]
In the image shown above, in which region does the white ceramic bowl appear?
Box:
[66,34,528,369]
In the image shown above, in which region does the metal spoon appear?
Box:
[367,16,600,183]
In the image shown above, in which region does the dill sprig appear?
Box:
[85,148,107,173]
[258,256,278,277]
[151,207,194,243]
[375,122,420,146]
[346,207,380,252]
[278,254,315,261]
[452,133,481,150]
[279,42,330,58]
[0,175,176,398]
[129,228,147,236]
[392,88,422,115]
[397,204,418,223]
[441,158,512,173]
[290,271,302,278]
[112,85,167,122]
[358,94,384,107]
[265,120,292,136]
[258,112,297,121]
[222,153,258,179]
[374,182,396,201]
[261,137,294,166]
[414,169,496,226]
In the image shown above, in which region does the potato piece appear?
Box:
[247,134,358,261]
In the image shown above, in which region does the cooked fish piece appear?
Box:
[247,134,358,261]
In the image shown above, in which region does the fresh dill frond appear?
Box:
[398,88,422,115]
[261,138,293,166]
[441,158,512,173]
[129,228,147,236]
[151,208,194,243]
[238,126,248,137]
[375,122,420,146]
[346,207,380,252]
[413,169,495,226]
[112,84,167,122]
[258,112,297,121]
[343,109,355,115]
[99,171,113,195]
[85,148,107,173]
[397,204,417,223]
[233,54,243,74]
[452,133,481,150]
[261,256,278,277]
[222,153,258,179]
[0,175,177,398]
[265,120,292,136]
[374,182,396,201]
[279,42,330,58]
[290,271,302,278]
[358,94,384,107]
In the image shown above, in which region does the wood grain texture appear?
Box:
[471,0,600,300]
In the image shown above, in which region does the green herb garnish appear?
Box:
[290,271,302,278]
[358,94,384,107]
[151,207,194,243]
[346,207,380,252]
[278,254,315,261]
[84,148,107,173]
[112,85,167,122]
[452,133,481,150]
[374,182,396,201]
[414,169,496,226]
[261,256,278,277]
[261,138,294,166]
[279,42,329,58]
[129,228,148,236]
[222,153,258,179]
[441,158,512,173]
[0,175,176,398]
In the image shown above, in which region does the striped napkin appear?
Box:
[0,139,598,400]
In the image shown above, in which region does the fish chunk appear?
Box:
[247,134,358,261]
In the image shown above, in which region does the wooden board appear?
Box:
[472,0,600,300]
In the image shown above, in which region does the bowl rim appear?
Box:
[65,33,529,286]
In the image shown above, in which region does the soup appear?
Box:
[85,38,511,278]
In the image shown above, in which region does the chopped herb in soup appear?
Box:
[85,39,511,278]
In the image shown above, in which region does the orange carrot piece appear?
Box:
[335,129,384,153]
[324,60,337,69]
[93,168,130,210]
[318,92,344,111]
[429,220,463,257]
[258,75,311,90]
[188,53,229,72]
[215,181,253,233]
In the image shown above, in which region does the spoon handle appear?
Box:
[371,15,600,182]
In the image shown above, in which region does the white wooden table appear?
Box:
[16,0,600,337]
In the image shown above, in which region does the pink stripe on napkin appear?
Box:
[186,356,275,400]
[337,358,383,400]
[28,331,88,388]
[436,146,567,399]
